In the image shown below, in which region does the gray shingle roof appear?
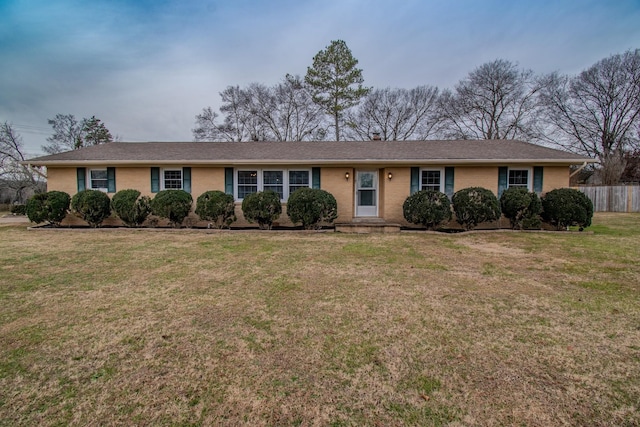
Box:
[25,140,593,166]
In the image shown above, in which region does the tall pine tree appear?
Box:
[305,40,369,141]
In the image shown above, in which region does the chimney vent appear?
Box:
[372,132,381,141]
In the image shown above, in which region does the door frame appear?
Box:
[355,169,379,217]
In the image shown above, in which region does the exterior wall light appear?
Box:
[345,171,350,181]
[388,172,393,180]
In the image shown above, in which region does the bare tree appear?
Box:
[192,76,326,142]
[539,50,640,184]
[248,75,326,141]
[192,107,221,141]
[43,114,84,154]
[0,122,44,203]
[219,85,270,141]
[193,88,262,142]
[438,59,542,140]
[345,86,440,140]
[43,114,114,153]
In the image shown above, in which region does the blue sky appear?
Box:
[1,0,639,155]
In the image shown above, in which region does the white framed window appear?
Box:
[89,169,108,191]
[237,170,258,199]
[235,169,311,200]
[162,169,183,190]
[420,168,444,192]
[508,168,531,190]
[288,170,310,195]
[263,170,284,199]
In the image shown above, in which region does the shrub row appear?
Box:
[25,186,592,231]
[25,188,338,229]
[403,187,593,231]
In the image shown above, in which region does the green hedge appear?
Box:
[71,190,112,227]
[150,190,193,228]
[26,191,70,226]
[403,190,451,230]
[499,187,542,230]
[452,187,501,230]
[241,191,282,230]
[286,188,338,230]
[195,190,236,229]
[541,188,593,230]
[111,189,152,227]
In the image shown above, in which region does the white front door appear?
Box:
[355,170,378,217]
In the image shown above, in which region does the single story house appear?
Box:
[24,140,594,228]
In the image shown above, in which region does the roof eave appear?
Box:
[23,158,596,167]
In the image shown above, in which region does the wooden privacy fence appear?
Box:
[576,185,640,213]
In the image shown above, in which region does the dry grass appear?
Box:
[1,213,639,426]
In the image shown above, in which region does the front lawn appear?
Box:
[1,213,639,426]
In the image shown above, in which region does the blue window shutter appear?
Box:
[151,167,160,193]
[444,167,455,198]
[182,167,191,193]
[410,167,419,194]
[312,167,321,189]
[225,168,234,195]
[498,166,508,198]
[533,166,543,193]
[107,167,116,193]
[77,167,86,192]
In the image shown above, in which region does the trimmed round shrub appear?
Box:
[286,188,338,230]
[541,188,593,231]
[452,187,501,230]
[26,191,70,226]
[403,190,452,230]
[195,190,236,229]
[111,189,152,227]
[500,187,542,230]
[150,190,193,228]
[71,190,112,227]
[241,190,282,230]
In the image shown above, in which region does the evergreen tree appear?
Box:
[305,40,369,141]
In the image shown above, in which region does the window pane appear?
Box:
[358,172,374,188]
[238,170,258,199]
[358,189,376,206]
[263,171,283,185]
[263,171,283,199]
[508,170,529,187]
[289,170,309,185]
[164,170,182,189]
[90,169,108,189]
[421,170,441,191]
[289,170,310,195]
